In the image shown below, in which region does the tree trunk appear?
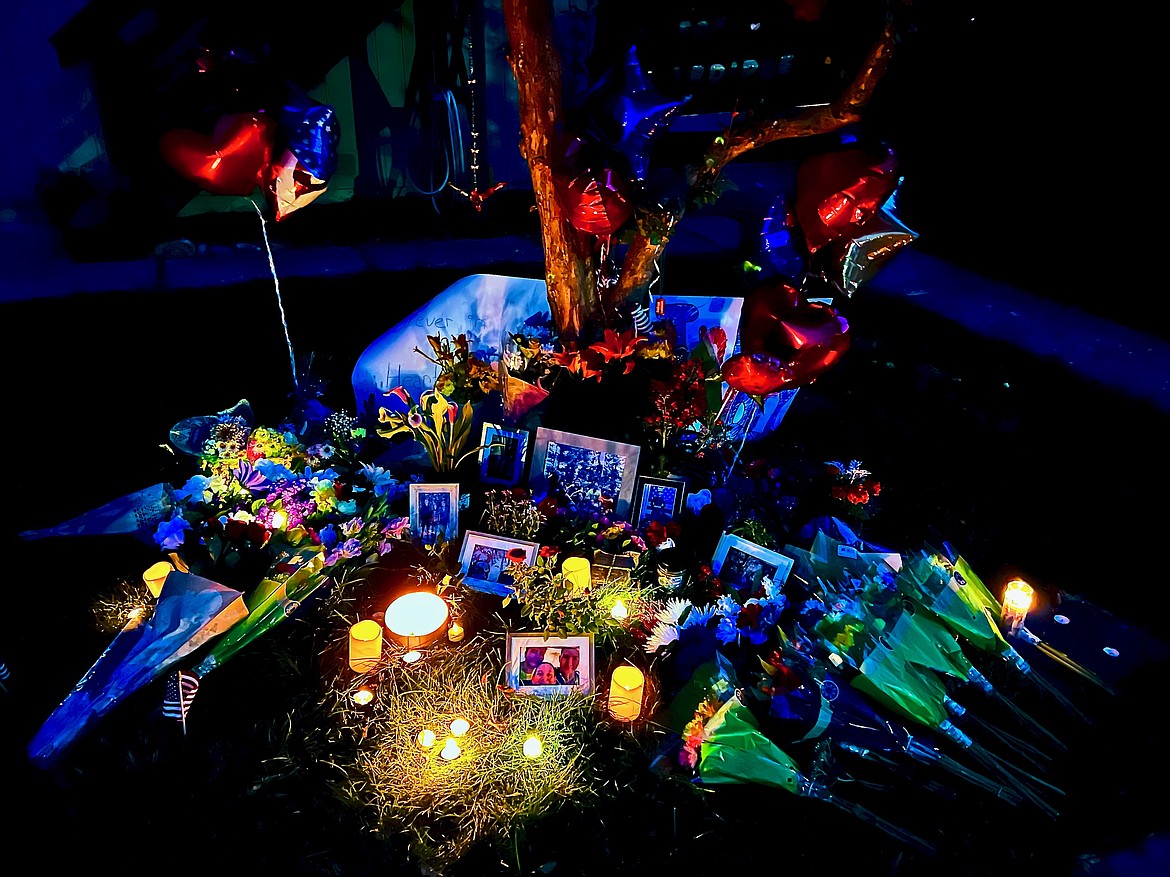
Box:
[502,0,600,341]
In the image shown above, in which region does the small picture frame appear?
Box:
[505,632,595,697]
[711,532,794,594]
[632,475,687,529]
[409,482,460,545]
[457,529,541,596]
[478,423,530,486]
[529,427,641,520]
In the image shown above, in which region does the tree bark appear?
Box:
[502,0,600,340]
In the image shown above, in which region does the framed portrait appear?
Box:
[457,530,540,596]
[711,532,794,594]
[478,423,530,486]
[528,427,641,520]
[632,475,687,529]
[409,483,460,544]
[505,632,595,697]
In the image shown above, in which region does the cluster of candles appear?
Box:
[415,717,544,760]
[347,590,464,674]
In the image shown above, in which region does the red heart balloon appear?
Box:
[722,352,795,397]
[731,280,852,395]
[795,145,899,253]
[160,112,277,196]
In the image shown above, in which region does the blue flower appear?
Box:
[255,458,297,483]
[153,513,192,550]
[324,538,363,566]
[319,524,339,550]
[174,475,211,503]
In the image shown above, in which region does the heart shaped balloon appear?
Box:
[729,280,852,396]
[795,145,899,253]
[552,137,633,237]
[819,206,918,297]
[160,112,277,196]
[722,352,795,397]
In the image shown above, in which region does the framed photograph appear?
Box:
[457,530,540,596]
[632,475,687,528]
[478,423,530,486]
[711,532,794,594]
[528,427,641,520]
[409,483,460,544]
[505,632,595,697]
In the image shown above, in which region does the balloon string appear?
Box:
[252,199,298,393]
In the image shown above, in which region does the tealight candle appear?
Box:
[561,556,591,594]
[447,621,465,643]
[610,599,629,621]
[352,686,375,707]
[608,665,646,723]
[417,729,437,750]
[402,650,423,664]
[522,734,543,758]
[142,560,174,599]
[450,717,470,737]
[439,737,461,760]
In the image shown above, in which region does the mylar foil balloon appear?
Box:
[604,45,691,181]
[758,189,806,281]
[553,138,634,237]
[721,351,795,397]
[160,112,277,196]
[734,280,851,392]
[267,149,329,221]
[279,96,340,181]
[794,145,899,253]
[819,206,918,297]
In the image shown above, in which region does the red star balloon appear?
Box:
[795,145,899,254]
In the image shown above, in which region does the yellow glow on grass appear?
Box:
[350,639,596,872]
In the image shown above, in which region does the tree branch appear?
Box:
[611,14,900,308]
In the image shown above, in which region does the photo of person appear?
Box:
[720,546,779,595]
[506,633,595,696]
[458,532,539,597]
[518,646,547,685]
[467,544,513,587]
[530,429,641,520]
[528,661,557,685]
[410,483,458,543]
[554,646,581,685]
[543,441,628,515]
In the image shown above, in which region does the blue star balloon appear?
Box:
[605,45,691,181]
[280,95,341,182]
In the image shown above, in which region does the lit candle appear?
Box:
[608,665,645,722]
[416,729,437,750]
[385,591,450,650]
[142,560,174,599]
[522,734,543,758]
[450,717,470,737]
[270,508,289,530]
[610,599,629,621]
[1001,579,1034,636]
[561,556,591,594]
[348,619,384,673]
[439,737,461,760]
[352,686,375,706]
[447,621,465,643]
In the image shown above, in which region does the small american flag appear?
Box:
[163,669,201,734]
